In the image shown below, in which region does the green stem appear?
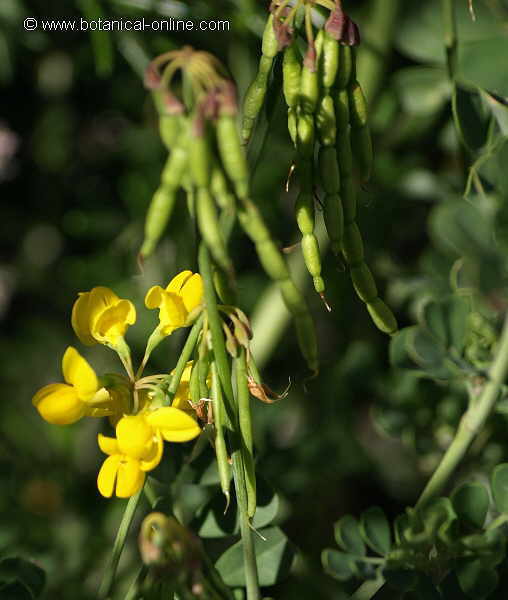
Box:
[350,579,385,600]
[442,0,458,80]
[162,314,204,403]
[416,312,508,508]
[98,487,144,599]
[123,566,147,600]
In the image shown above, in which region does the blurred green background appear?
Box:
[1,0,508,598]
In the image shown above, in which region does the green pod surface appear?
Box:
[336,130,353,178]
[351,263,378,303]
[241,55,273,144]
[316,94,336,146]
[341,175,356,224]
[342,223,364,266]
[302,235,325,293]
[161,144,187,189]
[189,360,201,406]
[294,313,319,375]
[140,186,176,258]
[323,192,344,256]
[159,115,180,150]
[336,45,354,89]
[321,33,339,90]
[367,298,398,335]
[349,80,368,128]
[216,115,249,199]
[211,167,235,212]
[351,125,373,182]
[189,133,212,189]
[297,114,315,158]
[279,279,308,314]
[196,188,231,273]
[295,192,315,235]
[288,108,297,145]
[334,89,350,132]
[300,64,319,114]
[318,146,340,194]
[283,45,302,109]
[211,362,231,502]
[262,14,278,58]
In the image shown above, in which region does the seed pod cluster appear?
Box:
[241,1,397,334]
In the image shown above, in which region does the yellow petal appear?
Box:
[61,347,98,401]
[32,383,86,425]
[116,457,145,498]
[98,433,119,456]
[180,274,204,313]
[146,407,201,442]
[159,292,187,334]
[116,415,154,459]
[140,431,164,472]
[92,299,136,345]
[97,454,121,498]
[166,270,193,294]
[71,292,95,346]
[145,286,164,309]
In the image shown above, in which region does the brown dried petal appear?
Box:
[274,21,293,51]
[303,43,317,72]
[325,6,346,41]
[144,62,161,89]
[343,18,361,46]
[247,376,290,404]
[163,92,185,115]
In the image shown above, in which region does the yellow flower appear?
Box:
[32,347,110,425]
[97,408,201,498]
[171,361,193,412]
[145,271,203,336]
[71,287,136,347]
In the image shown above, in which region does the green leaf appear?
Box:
[215,527,295,587]
[390,327,422,371]
[0,558,45,599]
[393,67,451,116]
[451,482,489,528]
[321,549,354,581]
[456,559,498,599]
[360,507,391,556]
[334,515,366,556]
[421,296,470,353]
[452,85,489,152]
[491,463,508,513]
[406,328,451,379]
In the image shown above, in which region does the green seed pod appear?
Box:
[210,167,235,212]
[294,313,319,375]
[140,187,176,258]
[241,55,273,144]
[295,192,315,235]
[321,32,339,90]
[256,239,289,282]
[367,298,398,335]
[261,14,278,58]
[351,263,378,303]
[159,115,180,149]
[189,360,200,407]
[300,63,319,114]
[196,188,231,273]
[283,45,302,109]
[210,361,231,505]
[302,235,325,293]
[342,222,364,266]
[189,131,212,189]
[341,175,356,224]
[337,130,353,178]
[316,94,336,147]
[216,115,249,199]
[297,114,315,158]
[318,146,341,194]
[336,45,354,89]
[288,108,297,146]
[349,80,368,129]
[351,125,373,182]
[323,193,344,256]
[334,89,350,132]
[161,145,187,188]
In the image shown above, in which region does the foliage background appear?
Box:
[1,0,508,598]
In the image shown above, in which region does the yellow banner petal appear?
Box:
[32,383,86,425]
[62,347,98,401]
[97,454,122,498]
[146,406,201,442]
[166,270,193,294]
[93,299,136,345]
[181,274,204,313]
[71,292,96,346]
[144,286,164,309]
[159,292,187,334]
[140,432,164,472]
[98,433,119,456]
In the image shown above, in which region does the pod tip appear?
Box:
[319,292,332,312]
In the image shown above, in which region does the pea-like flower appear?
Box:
[32,347,116,425]
[71,286,136,347]
[145,271,203,336]
[97,408,201,498]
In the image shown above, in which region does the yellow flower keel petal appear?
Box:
[33,383,86,425]
[147,406,201,442]
[97,454,122,498]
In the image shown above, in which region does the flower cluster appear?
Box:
[33,271,204,498]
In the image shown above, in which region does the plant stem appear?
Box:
[416,312,508,508]
[442,0,458,80]
[350,579,385,600]
[98,487,144,599]
[123,566,148,600]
